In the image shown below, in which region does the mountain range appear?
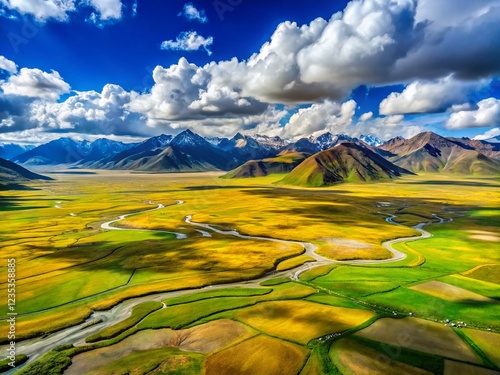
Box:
[4,130,500,186]
[379,132,500,175]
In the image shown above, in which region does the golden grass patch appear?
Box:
[355,317,481,363]
[462,328,500,367]
[234,300,375,345]
[462,264,500,284]
[408,280,495,303]
[443,360,499,375]
[276,255,315,271]
[316,242,391,261]
[299,351,323,375]
[66,319,256,375]
[204,334,308,375]
[330,338,432,375]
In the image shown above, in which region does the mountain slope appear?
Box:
[222,151,309,178]
[281,143,412,187]
[380,132,500,174]
[447,137,500,160]
[0,157,52,186]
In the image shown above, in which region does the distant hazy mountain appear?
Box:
[217,133,278,165]
[85,134,172,169]
[252,134,290,150]
[0,144,35,160]
[284,137,321,154]
[15,138,139,166]
[14,138,87,165]
[222,151,309,178]
[379,132,500,175]
[79,138,140,163]
[0,157,52,186]
[281,143,412,187]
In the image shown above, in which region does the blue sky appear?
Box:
[0,0,500,144]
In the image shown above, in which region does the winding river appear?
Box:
[4,201,449,373]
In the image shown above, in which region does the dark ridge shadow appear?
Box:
[184,185,254,191]
[406,180,500,188]
[456,298,500,305]
[47,171,97,175]
[0,183,40,191]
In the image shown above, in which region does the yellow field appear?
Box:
[316,240,391,261]
[276,255,315,271]
[299,351,323,375]
[409,280,494,303]
[203,334,308,375]
[234,300,375,345]
[355,317,481,363]
[443,360,500,375]
[462,264,500,284]
[330,338,432,375]
[462,328,500,367]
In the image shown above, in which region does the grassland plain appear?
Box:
[1,171,499,374]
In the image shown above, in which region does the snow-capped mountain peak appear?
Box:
[359,134,383,147]
[171,129,209,148]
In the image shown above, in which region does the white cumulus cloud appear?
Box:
[0,0,76,21]
[87,0,123,21]
[359,111,373,121]
[0,56,18,73]
[1,68,70,100]
[1,0,124,23]
[281,100,356,139]
[161,31,214,55]
[179,3,207,23]
[447,98,500,129]
[29,84,148,136]
[128,58,267,125]
[473,127,500,141]
[380,76,489,115]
